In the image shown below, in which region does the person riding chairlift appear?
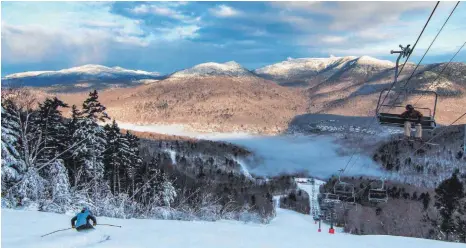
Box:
[400,104,423,140]
[71,207,97,231]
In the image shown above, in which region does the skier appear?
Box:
[400,104,423,139]
[71,207,97,231]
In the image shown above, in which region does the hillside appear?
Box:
[37,62,309,134]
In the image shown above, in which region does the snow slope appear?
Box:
[2,208,462,248]
[254,55,394,79]
[169,61,255,78]
[4,65,160,79]
[117,123,384,179]
[2,65,162,87]
[297,178,325,218]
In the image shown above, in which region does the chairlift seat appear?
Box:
[377,113,436,130]
[323,193,341,204]
[376,88,438,130]
[368,189,388,203]
[334,182,355,196]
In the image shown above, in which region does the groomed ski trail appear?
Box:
[2,205,463,247]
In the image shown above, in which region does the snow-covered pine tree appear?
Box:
[72,90,109,198]
[134,158,162,207]
[161,173,177,208]
[1,102,26,193]
[104,120,132,194]
[82,90,110,123]
[1,92,50,207]
[34,97,69,163]
[40,159,71,213]
[64,105,83,187]
[125,130,143,194]
[116,126,132,194]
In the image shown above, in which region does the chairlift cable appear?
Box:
[340,2,441,176]
[413,40,466,106]
[390,1,460,108]
[397,1,440,78]
[378,1,440,112]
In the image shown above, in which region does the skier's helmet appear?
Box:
[406,104,414,111]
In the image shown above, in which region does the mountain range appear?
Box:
[3,56,465,133]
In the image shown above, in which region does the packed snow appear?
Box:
[117,123,384,179]
[169,61,254,78]
[2,205,462,248]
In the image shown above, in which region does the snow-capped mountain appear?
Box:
[254,55,396,86]
[169,61,255,78]
[2,64,162,88]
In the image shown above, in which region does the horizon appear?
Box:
[2,1,466,77]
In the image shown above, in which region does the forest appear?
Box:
[1,88,293,223]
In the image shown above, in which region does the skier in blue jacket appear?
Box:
[71,207,97,231]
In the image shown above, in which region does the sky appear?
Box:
[1,1,466,76]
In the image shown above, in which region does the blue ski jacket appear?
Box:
[71,209,97,228]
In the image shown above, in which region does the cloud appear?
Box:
[155,25,201,40]
[131,3,198,23]
[319,36,348,44]
[271,2,434,31]
[1,1,465,76]
[1,23,109,65]
[209,5,241,18]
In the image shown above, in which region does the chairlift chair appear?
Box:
[376,89,438,130]
[334,182,355,198]
[333,169,355,202]
[322,193,341,205]
[368,179,388,203]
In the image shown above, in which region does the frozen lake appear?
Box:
[118,123,384,179]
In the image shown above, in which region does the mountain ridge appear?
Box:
[6,56,466,132]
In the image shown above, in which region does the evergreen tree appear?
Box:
[134,159,162,206]
[72,117,107,191]
[41,159,71,212]
[104,120,131,194]
[68,105,82,137]
[63,105,83,187]
[422,192,431,211]
[34,97,69,162]
[125,130,143,194]
[435,171,465,237]
[1,102,26,191]
[161,173,177,207]
[71,90,110,195]
[82,90,110,122]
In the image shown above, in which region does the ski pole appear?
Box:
[97,224,122,228]
[41,228,73,237]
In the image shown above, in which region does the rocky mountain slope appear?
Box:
[254,55,395,87]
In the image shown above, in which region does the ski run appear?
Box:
[1,178,462,248]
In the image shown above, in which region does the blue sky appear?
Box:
[1,1,466,76]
